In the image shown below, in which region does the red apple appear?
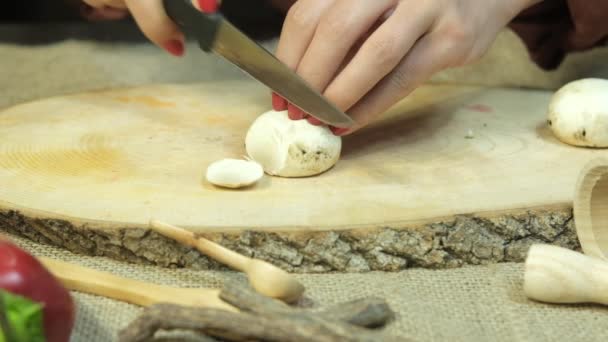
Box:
[0,239,75,342]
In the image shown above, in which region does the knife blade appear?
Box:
[162,0,354,128]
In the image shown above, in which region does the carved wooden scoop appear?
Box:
[573,157,608,261]
[149,220,305,303]
[524,244,608,305]
[39,257,237,312]
[524,158,608,306]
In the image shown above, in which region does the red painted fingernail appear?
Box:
[288,103,305,120]
[163,39,184,57]
[331,127,350,136]
[272,92,288,111]
[198,0,219,13]
[307,116,323,126]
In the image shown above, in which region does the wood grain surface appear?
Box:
[0,81,604,231]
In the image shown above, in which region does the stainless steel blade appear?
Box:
[212,21,354,128]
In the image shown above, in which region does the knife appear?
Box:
[162,0,354,128]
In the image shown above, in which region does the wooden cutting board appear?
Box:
[0,81,595,228]
[0,81,604,271]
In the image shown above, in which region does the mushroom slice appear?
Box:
[206,159,264,188]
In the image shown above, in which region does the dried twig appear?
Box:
[218,281,292,314]
[219,281,394,328]
[318,297,395,329]
[119,281,401,342]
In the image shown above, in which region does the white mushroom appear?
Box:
[548,78,608,148]
[206,159,264,188]
[245,110,342,177]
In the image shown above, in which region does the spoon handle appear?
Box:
[39,257,233,311]
[524,244,608,305]
[149,220,251,271]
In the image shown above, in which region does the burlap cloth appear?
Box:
[1,28,608,341]
[6,233,608,342]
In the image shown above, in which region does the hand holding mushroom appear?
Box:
[273,0,545,134]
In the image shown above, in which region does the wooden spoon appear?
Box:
[524,244,608,305]
[149,220,305,303]
[39,257,237,312]
[573,157,608,260]
[524,159,608,306]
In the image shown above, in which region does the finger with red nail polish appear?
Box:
[287,103,306,120]
[198,0,219,13]
[125,0,184,56]
[272,92,288,111]
[331,127,350,136]
[163,39,185,56]
[307,116,323,126]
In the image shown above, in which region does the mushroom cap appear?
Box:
[245,110,342,177]
[206,159,264,188]
[548,78,608,148]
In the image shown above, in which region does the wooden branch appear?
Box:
[318,297,395,329]
[118,303,401,342]
[219,281,394,328]
[118,305,271,342]
[218,281,291,314]
[119,281,402,342]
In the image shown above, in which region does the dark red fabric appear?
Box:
[509,0,608,69]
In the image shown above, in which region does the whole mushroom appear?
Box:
[245,110,342,177]
[548,78,608,148]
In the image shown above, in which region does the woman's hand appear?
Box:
[81,0,204,57]
[274,0,542,135]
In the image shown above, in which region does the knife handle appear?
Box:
[163,0,222,52]
[198,0,219,13]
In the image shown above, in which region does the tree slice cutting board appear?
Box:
[0,81,604,271]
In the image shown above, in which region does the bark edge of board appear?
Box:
[0,204,579,273]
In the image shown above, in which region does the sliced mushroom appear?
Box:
[206,159,264,188]
[245,110,342,177]
[548,78,608,148]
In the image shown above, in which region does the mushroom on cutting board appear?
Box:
[206,159,264,189]
[245,110,342,177]
[548,78,608,148]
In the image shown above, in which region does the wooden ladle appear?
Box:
[39,257,237,312]
[149,220,305,303]
[524,158,608,306]
[524,244,608,305]
[573,157,608,260]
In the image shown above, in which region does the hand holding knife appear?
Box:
[162,0,354,128]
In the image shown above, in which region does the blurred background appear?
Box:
[0,0,294,109]
[2,1,83,21]
[0,0,286,43]
[1,0,607,110]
